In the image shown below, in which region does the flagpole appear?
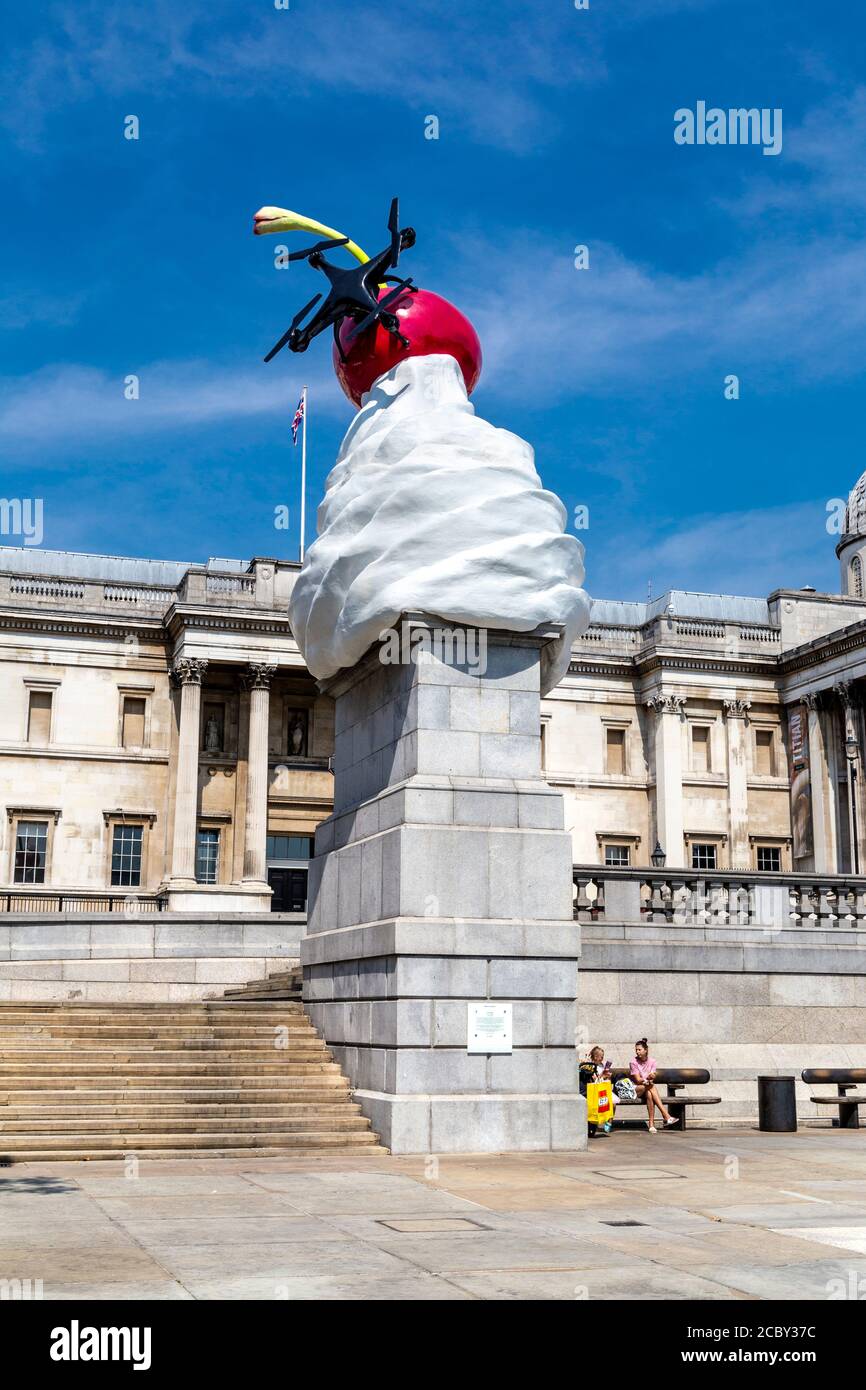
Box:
[299,385,308,563]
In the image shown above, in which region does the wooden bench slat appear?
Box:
[810,1094,866,1104]
[802,1069,866,1083]
[615,1095,720,1105]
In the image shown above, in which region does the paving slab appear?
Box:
[41,1280,196,1301]
[1,1130,864,1300]
[446,1266,747,1301]
[686,1258,866,1300]
[153,1239,412,1281]
[113,1215,357,1247]
[182,1273,475,1300]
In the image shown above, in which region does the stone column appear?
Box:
[169,658,208,884]
[804,692,836,873]
[241,663,275,885]
[645,692,686,867]
[835,682,866,874]
[723,698,751,870]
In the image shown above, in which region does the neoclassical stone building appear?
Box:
[3,471,866,915]
[0,548,331,915]
[556,584,866,875]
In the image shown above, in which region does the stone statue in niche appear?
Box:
[288,710,308,758]
[204,713,223,754]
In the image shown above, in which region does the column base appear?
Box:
[162,882,273,913]
[350,1089,587,1155]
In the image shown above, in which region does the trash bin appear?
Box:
[757,1075,797,1132]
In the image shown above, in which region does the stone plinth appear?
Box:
[301,616,584,1154]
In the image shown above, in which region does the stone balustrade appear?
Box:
[0,890,166,914]
[0,558,297,615]
[571,616,782,661]
[573,864,866,928]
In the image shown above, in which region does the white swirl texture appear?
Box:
[289,353,591,694]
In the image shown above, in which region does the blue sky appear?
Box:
[1,0,865,600]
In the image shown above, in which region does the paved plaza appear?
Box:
[1,1128,865,1300]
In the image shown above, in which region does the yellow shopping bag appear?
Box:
[586,1080,614,1126]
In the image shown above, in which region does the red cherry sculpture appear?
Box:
[333,287,482,407]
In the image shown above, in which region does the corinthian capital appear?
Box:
[646,691,685,715]
[242,662,277,691]
[172,657,208,687]
[835,681,860,711]
[723,698,751,719]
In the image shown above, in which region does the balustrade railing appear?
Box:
[10,576,86,600]
[0,891,167,914]
[573,865,866,928]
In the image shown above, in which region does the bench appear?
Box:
[801,1069,866,1129]
[607,1067,721,1132]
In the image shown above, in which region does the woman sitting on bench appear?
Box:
[630,1038,678,1133]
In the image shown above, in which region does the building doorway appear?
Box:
[266,834,313,913]
[267,866,308,913]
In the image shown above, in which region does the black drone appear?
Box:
[263,198,417,364]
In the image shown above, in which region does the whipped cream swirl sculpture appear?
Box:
[253,199,590,694]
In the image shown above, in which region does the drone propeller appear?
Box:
[263,293,322,362]
[342,279,413,346]
[286,236,349,263]
[387,197,401,268]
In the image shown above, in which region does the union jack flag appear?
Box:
[291,394,305,446]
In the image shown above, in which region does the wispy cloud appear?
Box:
[0,358,345,443]
[723,87,866,221]
[0,289,84,330]
[592,499,838,600]
[0,1,606,153]
[459,227,866,404]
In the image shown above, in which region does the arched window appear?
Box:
[852,555,864,599]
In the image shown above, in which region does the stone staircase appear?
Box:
[0,1000,385,1161]
[223,965,302,1001]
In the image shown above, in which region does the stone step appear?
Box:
[0,1024,317,1039]
[0,1050,337,1061]
[0,1008,306,1024]
[0,997,382,1160]
[0,1037,328,1051]
[0,1144,388,1162]
[0,1129,383,1152]
[0,1113,373,1133]
[1,1100,362,1119]
[0,1073,350,1091]
[223,966,303,1001]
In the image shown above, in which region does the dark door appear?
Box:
[268,867,308,913]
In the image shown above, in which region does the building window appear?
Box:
[605,727,626,775]
[196,829,220,884]
[27,690,52,745]
[540,723,547,770]
[691,842,718,870]
[852,555,863,599]
[756,845,782,872]
[111,824,143,887]
[604,843,631,867]
[691,725,711,773]
[14,820,48,884]
[754,728,775,776]
[121,696,146,748]
[266,834,313,861]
